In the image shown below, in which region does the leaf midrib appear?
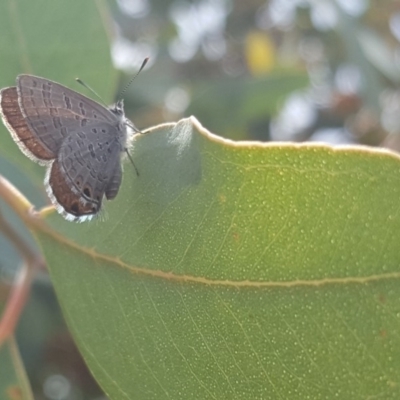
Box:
[32,218,400,287]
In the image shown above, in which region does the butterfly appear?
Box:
[0,62,147,222]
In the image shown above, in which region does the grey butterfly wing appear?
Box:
[49,122,124,217]
[16,75,119,156]
[105,160,123,200]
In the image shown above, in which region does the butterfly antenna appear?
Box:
[121,58,149,177]
[119,57,149,98]
[75,78,107,106]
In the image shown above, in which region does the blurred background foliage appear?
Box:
[117,0,400,149]
[2,0,400,399]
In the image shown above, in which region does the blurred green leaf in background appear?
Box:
[2,0,400,399]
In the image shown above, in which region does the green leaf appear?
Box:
[0,337,33,400]
[31,117,400,399]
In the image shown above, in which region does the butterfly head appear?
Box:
[110,99,125,117]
